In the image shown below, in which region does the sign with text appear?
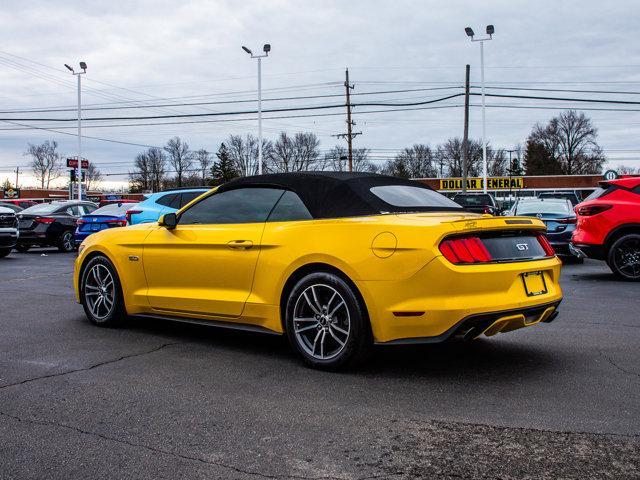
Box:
[67,158,89,169]
[439,177,524,191]
[3,188,19,199]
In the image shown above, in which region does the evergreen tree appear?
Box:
[210,143,240,185]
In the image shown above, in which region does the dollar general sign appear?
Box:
[439,177,524,191]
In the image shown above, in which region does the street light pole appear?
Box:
[465,25,494,194]
[65,62,87,200]
[242,44,271,175]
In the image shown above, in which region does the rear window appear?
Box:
[583,186,621,202]
[92,203,138,216]
[370,185,461,209]
[515,201,571,215]
[21,203,62,214]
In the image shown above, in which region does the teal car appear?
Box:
[126,188,209,225]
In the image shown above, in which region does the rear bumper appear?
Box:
[379,300,561,344]
[360,255,563,343]
[0,231,18,248]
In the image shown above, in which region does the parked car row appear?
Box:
[3,180,639,282]
[0,188,211,258]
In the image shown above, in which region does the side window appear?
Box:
[83,204,97,214]
[179,191,204,208]
[156,193,177,207]
[169,194,183,209]
[66,205,81,216]
[267,191,313,222]
[179,188,284,225]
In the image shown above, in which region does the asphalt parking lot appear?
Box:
[0,250,638,479]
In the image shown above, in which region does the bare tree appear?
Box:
[148,147,167,191]
[164,137,193,187]
[129,151,152,193]
[266,132,321,172]
[129,147,166,192]
[85,162,103,191]
[488,148,508,176]
[325,145,377,172]
[526,110,606,175]
[194,148,212,184]
[226,134,272,176]
[25,140,62,189]
[384,144,437,178]
[615,165,639,175]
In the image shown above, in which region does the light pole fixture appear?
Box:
[242,43,271,175]
[65,61,87,200]
[465,25,494,193]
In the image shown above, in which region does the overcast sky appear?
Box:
[1,0,639,188]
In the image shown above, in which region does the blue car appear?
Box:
[507,198,579,259]
[126,188,209,225]
[74,202,137,246]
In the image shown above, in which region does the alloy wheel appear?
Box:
[293,284,350,360]
[84,264,116,320]
[62,232,73,252]
[613,237,640,279]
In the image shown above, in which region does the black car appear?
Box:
[452,193,500,215]
[507,198,580,260]
[16,201,97,252]
[0,205,19,258]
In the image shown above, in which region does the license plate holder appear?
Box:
[522,271,548,297]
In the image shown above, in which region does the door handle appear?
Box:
[227,240,254,250]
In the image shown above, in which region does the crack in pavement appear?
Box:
[0,342,181,391]
[0,409,400,480]
[598,349,640,380]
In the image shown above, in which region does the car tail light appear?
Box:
[125,209,142,224]
[439,236,493,264]
[35,217,55,224]
[76,219,86,226]
[556,217,577,224]
[576,204,612,216]
[105,219,127,227]
[536,233,556,257]
[483,205,492,214]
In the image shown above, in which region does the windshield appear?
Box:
[515,200,572,216]
[20,203,62,214]
[370,185,462,209]
[92,203,137,216]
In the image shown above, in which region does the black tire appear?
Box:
[80,255,127,327]
[0,248,11,258]
[284,271,372,370]
[607,234,640,281]
[15,244,30,253]
[58,230,75,253]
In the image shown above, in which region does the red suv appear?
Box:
[570,177,640,281]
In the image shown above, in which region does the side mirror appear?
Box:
[159,212,177,229]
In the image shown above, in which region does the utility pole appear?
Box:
[462,64,470,193]
[65,62,87,199]
[465,25,494,193]
[242,44,271,175]
[332,69,361,172]
[14,166,20,189]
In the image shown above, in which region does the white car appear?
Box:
[0,205,19,258]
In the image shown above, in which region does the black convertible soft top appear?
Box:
[217,171,461,219]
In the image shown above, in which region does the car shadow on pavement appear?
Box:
[121,315,558,381]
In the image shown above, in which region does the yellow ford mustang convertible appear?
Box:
[75,172,562,369]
